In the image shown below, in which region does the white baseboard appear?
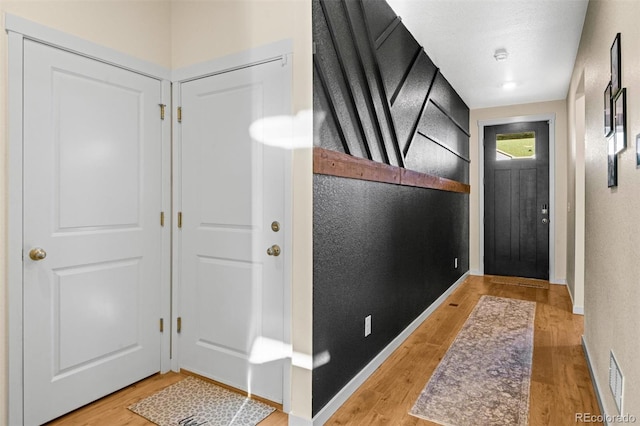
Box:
[305,272,470,426]
[551,278,567,285]
[288,414,313,426]
[470,269,483,276]
[581,336,608,425]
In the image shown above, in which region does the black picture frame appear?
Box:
[608,137,617,188]
[611,33,622,96]
[636,133,640,167]
[604,82,613,136]
[613,88,626,153]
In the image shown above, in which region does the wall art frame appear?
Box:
[604,81,613,136]
[613,87,627,154]
[636,133,640,167]
[611,32,622,96]
[608,137,617,188]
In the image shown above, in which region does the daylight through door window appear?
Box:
[496,131,536,160]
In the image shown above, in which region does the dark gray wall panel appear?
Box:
[405,134,470,183]
[313,67,347,153]
[344,0,403,166]
[313,175,469,414]
[321,0,386,163]
[313,0,369,158]
[377,23,420,100]
[429,73,471,134]
[362,0,397,40]
[418,101,470,160]
[390,54,437,154]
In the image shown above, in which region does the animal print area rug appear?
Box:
[410,295,536,426]
[128,376,275,426]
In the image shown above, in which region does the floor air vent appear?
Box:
[609,351,623,414]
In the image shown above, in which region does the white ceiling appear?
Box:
[386,0,589,109]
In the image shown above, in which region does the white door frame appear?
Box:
[171,40,294,412]
[478,113,559,283]
[6,15,172,425]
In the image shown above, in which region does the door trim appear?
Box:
[171,40,294,413]
[7,15,172,425]
[478,114,558,283]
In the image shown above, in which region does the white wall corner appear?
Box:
[470,269,483,276]
[564,281,584,315]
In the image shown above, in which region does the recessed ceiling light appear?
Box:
[502,81,517,90]
[494,48,509,62]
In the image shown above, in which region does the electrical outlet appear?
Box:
[454,257,458,269]
[364,315,372,337]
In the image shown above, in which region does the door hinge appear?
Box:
[177,317,182,333]
[159,104,166,120]
[177,212,183,228]
[160,318,164,332]
[177,107,182,123]
[160,211,165,227]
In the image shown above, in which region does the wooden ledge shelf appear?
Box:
[313,147,470,194]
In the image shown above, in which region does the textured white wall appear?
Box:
[567,0,640,417]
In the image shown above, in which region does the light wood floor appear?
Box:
[46,275,601,425]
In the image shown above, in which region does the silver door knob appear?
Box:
[266,245,281,257]
[542,218,549,224]
[29,247,47,261]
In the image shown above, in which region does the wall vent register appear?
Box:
[609,350,624,414]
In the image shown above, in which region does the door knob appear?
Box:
[266,245,281,257]
[29,247,47,261]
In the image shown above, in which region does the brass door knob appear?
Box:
[29,247,47,261]
[266,245,281,257]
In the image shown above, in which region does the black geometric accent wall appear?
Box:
[313,0,470,182]
[312,0,470,416]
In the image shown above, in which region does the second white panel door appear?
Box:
[177,59,289,403]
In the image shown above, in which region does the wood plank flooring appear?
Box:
[45,275,601,425]
[327,275,601,425]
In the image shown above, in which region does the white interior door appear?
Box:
[23,39,164,425]
[178,59,289,403]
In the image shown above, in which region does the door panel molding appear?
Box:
[478,114,558,283]
[7,17,172,426]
